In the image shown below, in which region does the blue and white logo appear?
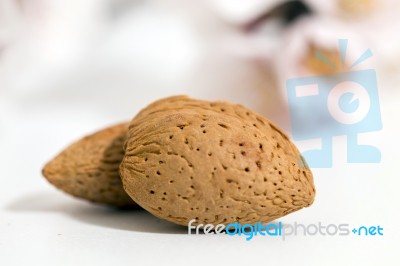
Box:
[287,39,382,168]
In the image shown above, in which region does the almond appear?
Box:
[43,123,136,207]
[120,96,315,226]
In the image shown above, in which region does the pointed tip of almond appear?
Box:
[42,122,136,207]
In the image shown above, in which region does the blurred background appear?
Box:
[1,1,400,265]
[1,0,400,126]
[2,0,400,172]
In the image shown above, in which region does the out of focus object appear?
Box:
[206,0,288,25]
[303,44,347,75]
[339,0,375,15]
[243,0,312,31]
[208,0,400,92]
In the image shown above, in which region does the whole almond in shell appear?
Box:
[43,123,136,207]
[120,96,315,225]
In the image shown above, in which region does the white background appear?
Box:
[1,0,400,265]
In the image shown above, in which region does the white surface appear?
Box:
[1,84,400,266]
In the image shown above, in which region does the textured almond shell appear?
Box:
[120,96,315,226]
[43,123,136,207]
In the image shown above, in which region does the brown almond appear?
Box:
[120,96,315,226]
[43,123,136,207]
